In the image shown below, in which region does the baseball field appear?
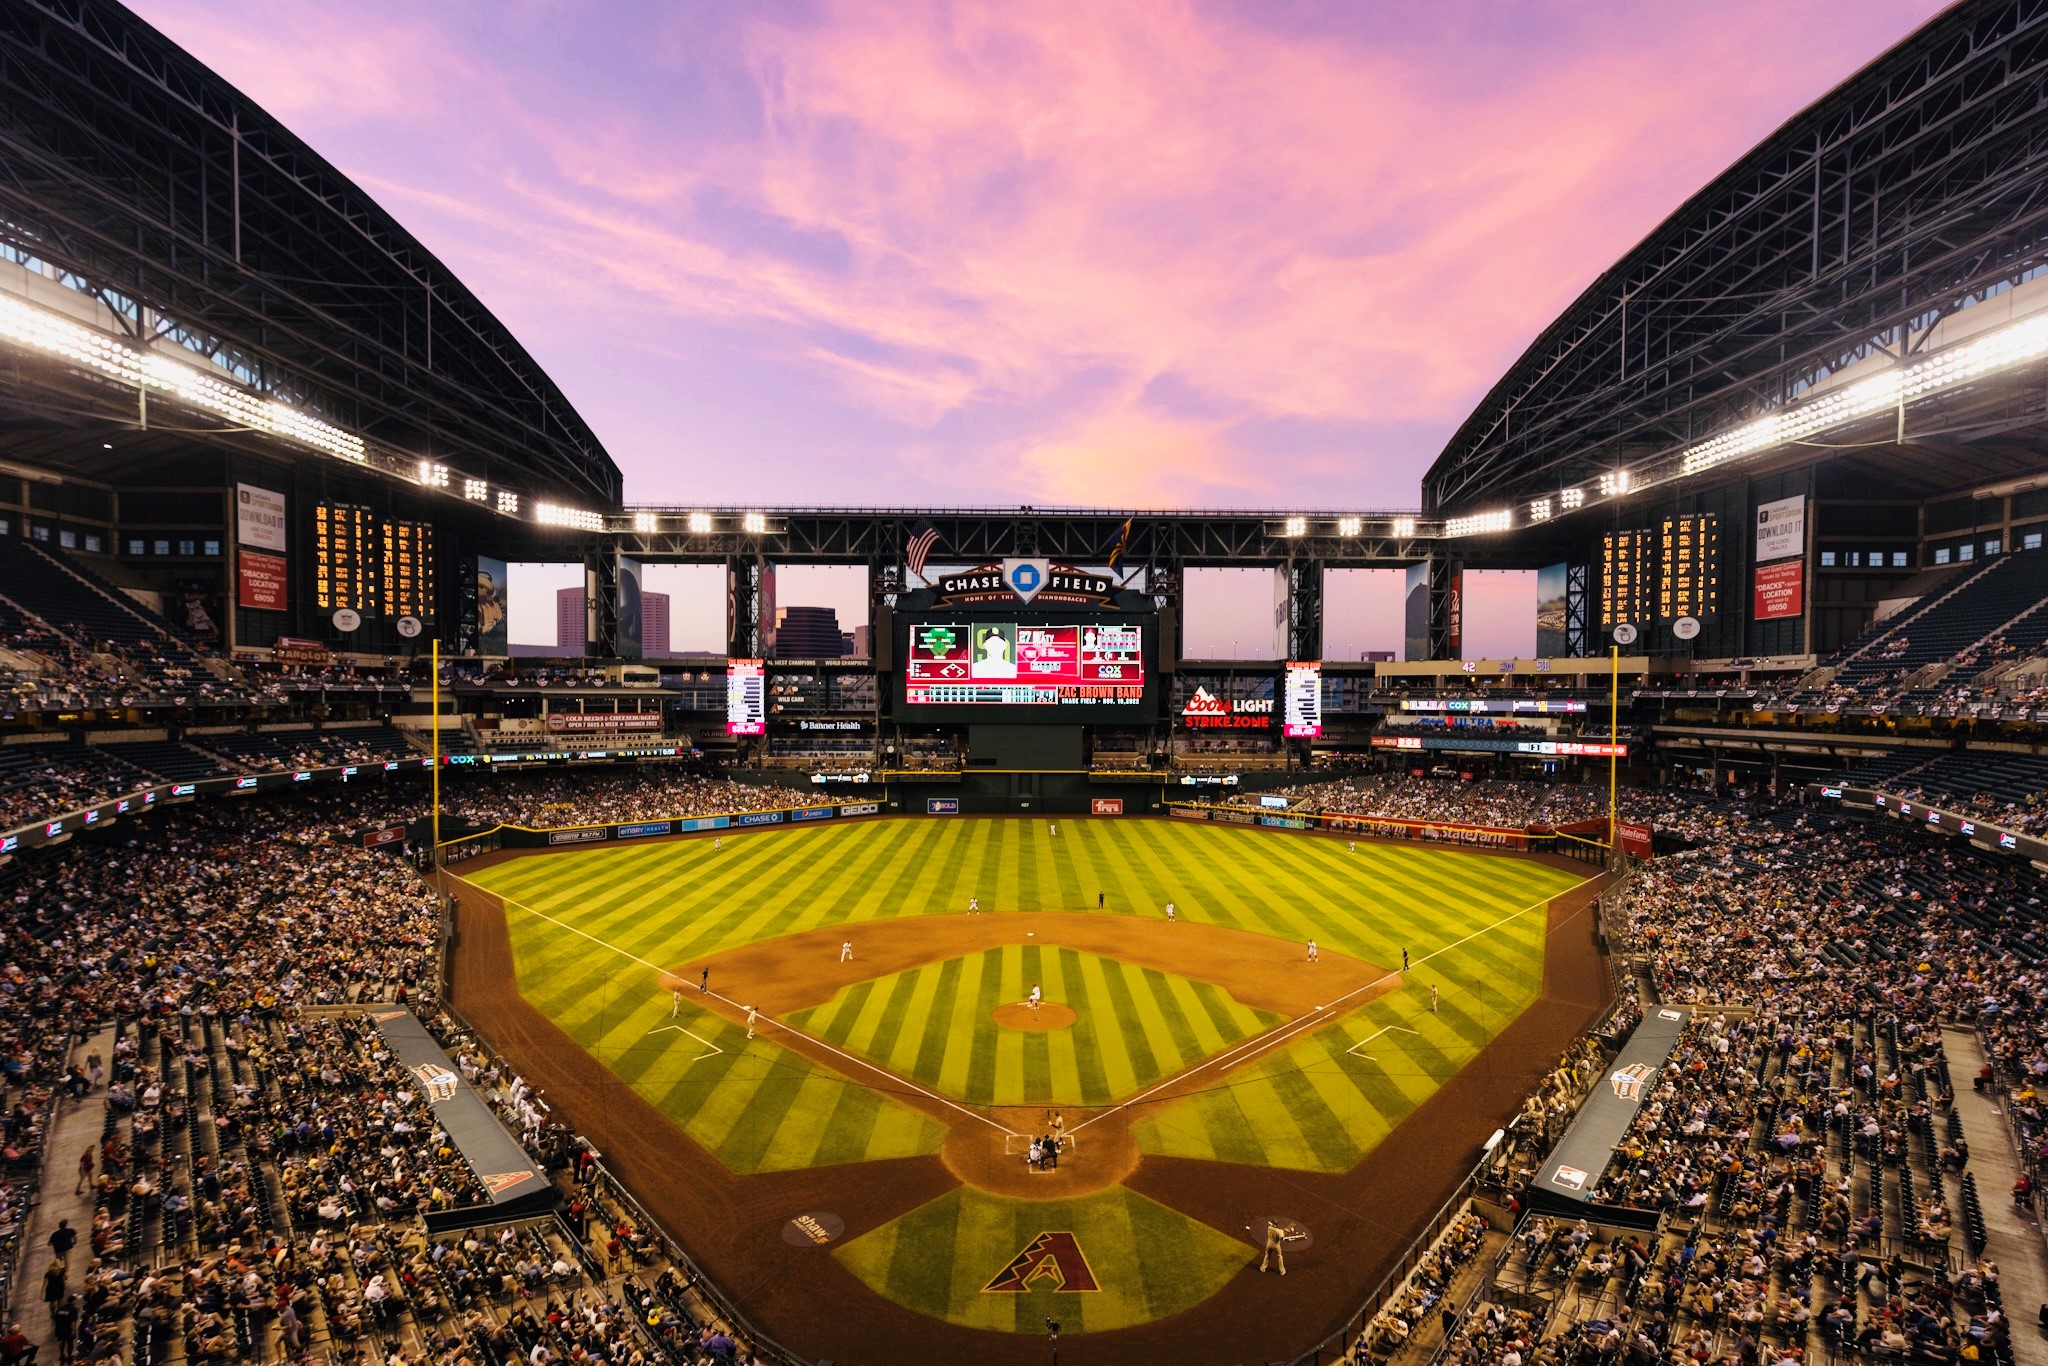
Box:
[451,814,1604,1362]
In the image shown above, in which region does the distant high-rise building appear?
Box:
[557,587,670,656]
[556,587,586,654]
[851,624,872,659]
[775,605,845,658]
[642,591,671,658]
[1363,650,1395,662]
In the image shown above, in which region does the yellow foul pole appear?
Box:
[431,637,441,874]
[1608,643,1620,858]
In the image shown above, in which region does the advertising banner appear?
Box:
[1535,562,1569,657]
[1321,812,1527,849]
[545,713,664,733]
[361,824,407,850]
[237,550,288,611]
[927,797,961,814]
[1753,561,1804,621]
[1090,798,1124,815]
[236,483,288,552]
[676,816,731,832]
[738,810,785,826]
[476,556,509,656]
[792,807,836,822]
[1754,495,1806,562]
[840,802,881,817]
[548,828,609,845]
[1618,822,1654,859]
[616,821,673,839]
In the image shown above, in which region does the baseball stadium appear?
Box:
[0,4,2046,1366]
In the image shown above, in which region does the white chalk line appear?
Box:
[481,883,1017,1137]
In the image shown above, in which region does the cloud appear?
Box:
[127,0,1948,504]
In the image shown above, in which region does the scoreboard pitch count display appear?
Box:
[902,618,1151,716]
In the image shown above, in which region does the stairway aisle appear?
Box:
[1944,1026,2048,1366]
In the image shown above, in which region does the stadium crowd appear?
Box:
[1228,773,1610,828]
[437,769,791,830]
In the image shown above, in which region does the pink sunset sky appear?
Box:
[131,0,1947,653]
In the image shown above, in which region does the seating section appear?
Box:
[1838,551,2048,684]
[92,740,240,783]
[0,740,147,829]
[1838,751,1933,787]
[1893,751,2048,834]
[201,725,416,769]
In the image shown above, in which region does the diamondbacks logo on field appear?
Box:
[981,1232,1100,1293]
[1609,1062,1654,1101]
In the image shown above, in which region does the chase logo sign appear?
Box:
[982,1232,1100,1293]
[1609,1062,1654,1101]
[1002,558,1049,604]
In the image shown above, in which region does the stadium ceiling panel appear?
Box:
[0,0,620,506]
[1424,0,2048,517]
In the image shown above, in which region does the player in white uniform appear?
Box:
[745,1005,759,1039]
[1165,901,1176,923]
[969,895,980,914]
[840,940,854,962]
[1306,938,1319,962]
[1029,984,1042,1014]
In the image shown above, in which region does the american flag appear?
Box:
[905,519,940,581]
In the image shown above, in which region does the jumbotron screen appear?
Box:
[902,618,1151,715]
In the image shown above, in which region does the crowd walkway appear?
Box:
[1945,1026,2048,1366]
[14,1026,114,1356]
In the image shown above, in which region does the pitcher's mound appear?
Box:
[992,1001,1076,1032]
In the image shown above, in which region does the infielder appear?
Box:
[1306,938,1319,962]
[1165,901,1176,923]
[840,940,853,962]
[969,895,980,914]
[745,1005,758,1039]
[1029,984,1042,1015]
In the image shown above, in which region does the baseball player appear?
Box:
[969,895,980,914]
[1259,1220,1304,1275]
[745,1005,758,1039]
[1306,938,1319,963]
[1431,984,1440,1013]
[671,988,682,1018]
[1029,984,1042,1015]
[840,940,853,962]
[1165,901,1176,923]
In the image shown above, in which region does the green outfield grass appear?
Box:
[785,944,1280,1107]
[466,814,1583,1330]
[833,1184,1254,1334]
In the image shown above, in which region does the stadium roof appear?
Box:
[1423,0,2048,520]
[0,0,620,508]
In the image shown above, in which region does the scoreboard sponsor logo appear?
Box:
[548,828,609,845]
[927,798,961,814]
[738,810,785,826]
[616,821,673,839]
[931,562,1119,607]
[1090,798,1124,815]
[840,802,881,817]
[1179,686,1274,729]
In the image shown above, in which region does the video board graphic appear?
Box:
[904,621,1145,707]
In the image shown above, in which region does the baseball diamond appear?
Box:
[454,815,1598,1352]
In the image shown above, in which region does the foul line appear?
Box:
[1069,888,1565,1135]
[1347,1024,1422,1059]
[476,881,1017,1138]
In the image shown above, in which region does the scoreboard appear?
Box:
[1598,529,1655,628]
[1659,514,1719,621]
[898,616,1155,718]
[313,502,437,620]
[314,503,378,613]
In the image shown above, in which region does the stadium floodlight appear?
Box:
[1560,487,1585,510]
[1597,470,1631,496]
[1679,311,2048,479]
[742,512,768,534]
[687,511,714,534]
[1445,509,1514,537]
[632,512,658,533]
[1529,497,1553,523]
[495,491,520,515]
[0,290,368,463]
[462,478,489,502]
[1337,516,1362,537]
[1392,517,1416,538]
[1283,516,1308,538]
[417,461,450,489]
[536,502,604,531]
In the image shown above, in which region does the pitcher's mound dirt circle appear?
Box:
[991,1001,1076,1032]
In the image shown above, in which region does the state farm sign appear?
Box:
[1180,687,1274,730]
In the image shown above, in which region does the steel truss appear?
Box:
[1425,0,2048,516]
[0,0,618,505]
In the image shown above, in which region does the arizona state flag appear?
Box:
[1106,516,1135,569]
